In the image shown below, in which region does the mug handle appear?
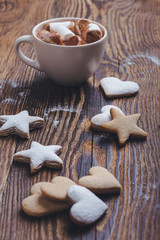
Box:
[14,35,42,71]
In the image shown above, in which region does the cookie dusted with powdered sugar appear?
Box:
[67,185,108,225]
[14,141,63,173]
[0,110,44,138]
[100,77,139,98]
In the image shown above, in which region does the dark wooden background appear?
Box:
[0,0,160,239]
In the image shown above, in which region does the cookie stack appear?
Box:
[22,167,121,225]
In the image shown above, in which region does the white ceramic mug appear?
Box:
[14,17,107,86]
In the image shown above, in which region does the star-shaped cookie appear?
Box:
[14,141,63,173]
[100,108,147,146]
[0,110,44,138]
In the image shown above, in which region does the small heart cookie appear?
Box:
[100,77,139,98]
[22,182,70,217]
[41,176,76,201]
[91,105,124,130]
[78,166,121,194]
[67,185,108,225]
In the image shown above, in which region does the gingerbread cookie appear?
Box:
[100,108,147,146]
[78,166,121,194]
[0,110,44,138]
[100,77,139,98]
[22,182,70,217]
[30,182,47,195]
[91,105,124,130]
[41,176,76,201]
[14,141,63,173]
[67,185,108,225]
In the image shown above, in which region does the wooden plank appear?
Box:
[0,0,159,239]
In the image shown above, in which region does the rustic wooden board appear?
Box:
[0,0,160,239]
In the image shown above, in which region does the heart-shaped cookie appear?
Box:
[30,182,47,195]
[91,105,124,130]
[22,182,70,217]
[41,176,76,201]
[78,166,121,194]
[67,185,108,225]
[100,77,139,98]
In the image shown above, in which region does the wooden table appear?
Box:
[0,0,159,239]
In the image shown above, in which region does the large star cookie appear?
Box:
[0,110,44,138]
[14,141,63,173]
[100,108,147,146]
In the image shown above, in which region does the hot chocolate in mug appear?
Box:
[14,17,107,86]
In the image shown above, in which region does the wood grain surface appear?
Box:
[0,0,160,239]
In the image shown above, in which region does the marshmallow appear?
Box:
[64,35,85,46]
[80,23,102,43]
[49,21,74,30]
[88,23,101,32]
[50,25,75,41]
[38,20,103,45]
